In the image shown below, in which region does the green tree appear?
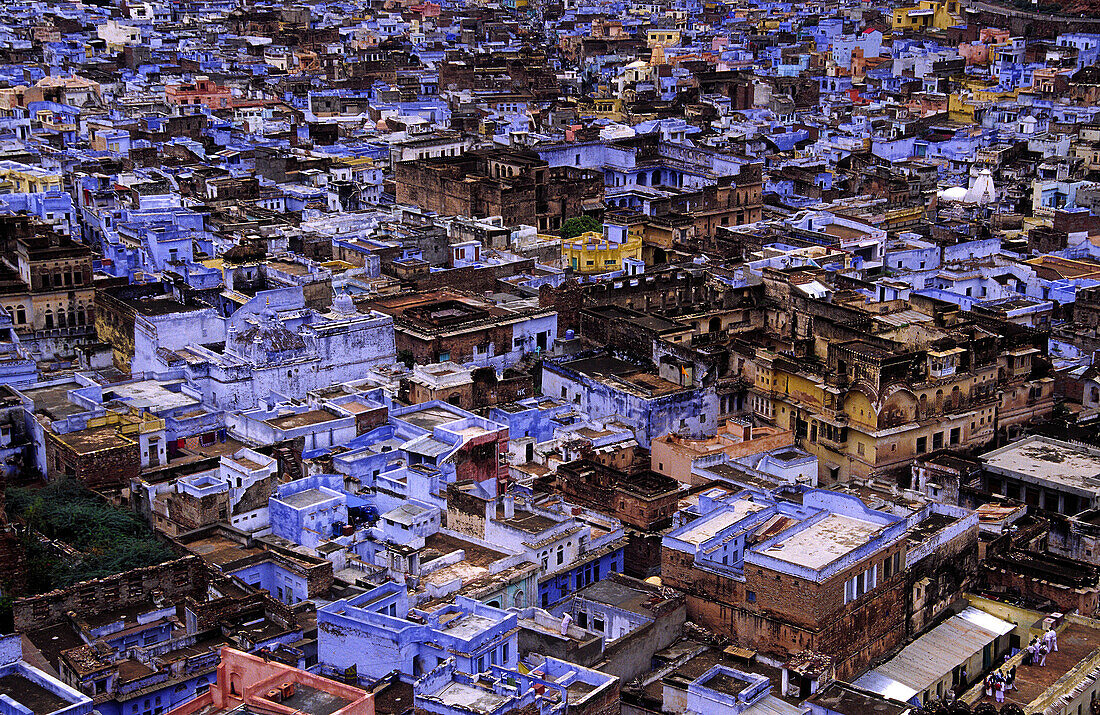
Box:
[5,479,173,592]
[560,215,601,239]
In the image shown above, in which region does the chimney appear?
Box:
[290,123,299,147]
[503,494,514,519]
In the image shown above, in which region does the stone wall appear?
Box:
[13,556,208,632]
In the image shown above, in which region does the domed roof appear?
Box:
[332,289,356,315]
[938,186,968,202]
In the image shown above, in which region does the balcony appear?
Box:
[818,434,848,452]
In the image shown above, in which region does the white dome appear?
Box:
[938,186,968,202]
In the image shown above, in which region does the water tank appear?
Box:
[565,329,575,340]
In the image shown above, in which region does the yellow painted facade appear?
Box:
[891,0,963,31]
[0,162,63,193]
[646,29,681,48]
[562,230,642,274]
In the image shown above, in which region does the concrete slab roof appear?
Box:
[983,435,1100,494]
[760,513,881,570]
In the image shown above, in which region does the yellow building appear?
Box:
[947,92,989,124]
[891,0,963,31]
[563,227,642,274]
[646,28,681,48]
[582,95,624,120]
[750,343,1006,484]
[0,161,63,193]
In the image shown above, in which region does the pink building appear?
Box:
[167,648,374,715]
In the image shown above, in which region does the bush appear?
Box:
[560,215,601,239]
[5,479,173,591]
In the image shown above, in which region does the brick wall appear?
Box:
[661,544,908,680]
[983,562,1100,616]
[446,484,488,539]
[44,431,140,490]
[167,489,229,532]
[575,682,621,715]
[13,556,208,631]
[396,322,518,366]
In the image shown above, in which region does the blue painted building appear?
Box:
[0,633,92,715]
[318,583,519,682]
[270,474,349,550]
[541,353,718,448]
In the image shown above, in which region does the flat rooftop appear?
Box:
[183,533,263,566]
[439,612,499,640]
[267,409,342,430]
[279,683,353,715]
[109,379,199,411]
[0,672,72,715]
[55,425,135,454]
[575,576,663,614]
[20,382,83,420]
[279,488,339,509]
[983,436,1100,493]
[423,532,507,568]
[761,514,882,570]
[495,506,557,534]
[806,682,909,715]
[1003,620,1100,710]
[674,500,766,546]
[429,681,509,714]
[399,404,466,431]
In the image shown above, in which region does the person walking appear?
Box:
[1047,626,1059,653]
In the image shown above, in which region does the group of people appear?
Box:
[983,666,1016,703]
[1022,627,1060,667]
[985,626,1060,702]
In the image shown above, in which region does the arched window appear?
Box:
[76,306,85,325]
[56,309,66,328]
[513,590,525,608]
[43,309,53,329]
[16,305,25,324]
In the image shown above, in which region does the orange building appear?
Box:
[166,77,232,110]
